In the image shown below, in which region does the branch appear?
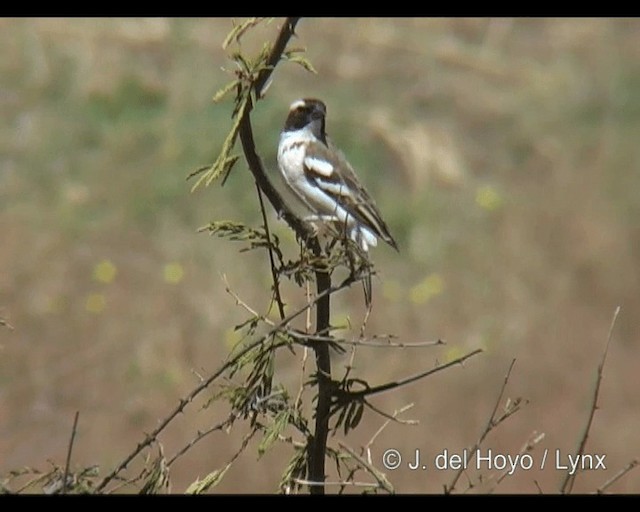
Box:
[286,330,444,349]
[167,416,236,467]
[446,358,520,493]
[490,430,545,490]
[366,403,417,454]
[255,183,286,320]
[338,442,394,493]
[237,17,312,244]
[353,348,483,399]
[255,18,300,97]
[293,478,383,490]
[560,306,621,494]
[62,411,80,494]
[309,265,331,495]
[94,269,357,493]
[596,459,638,494]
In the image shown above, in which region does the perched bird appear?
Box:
[277,98,398,253]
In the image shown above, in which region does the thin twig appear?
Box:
[255,182,286,320]
[352,348,483,400]
[365,403,416,458]
[338,442,394,493]
[62,411,79,494]
[332,403,416,492]
[222,273,273,326]
[349,339,444,348]
[446,358,518,493]
[293,478,381,489]
[560,306,621,494]
[95,273,358,493]
[13,469,52,494]
[596,459,638,494]
[294,345,310,411]
[490,431,546,490]
[363,400,419,427]
[286,330,444,348]
[167,416,236,467]
[106,473,146,494]
[359,299,373,339]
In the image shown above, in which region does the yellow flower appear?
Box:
[409,273,445,304]
[163,262,184,284]
[475,185,503,211]
[93,259,117,284]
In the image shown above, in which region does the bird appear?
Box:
[277,98,398,254]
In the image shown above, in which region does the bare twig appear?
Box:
[366,403,416,457]
[348,338,444,349]
[222,273,273,325]
[0,317,14,330]
[286,330,444,349]
[293,478,380,489]
[62,411,80,494]
[596,459,638,494]
[560,306,621,494]
[338,442,394,493]
[334,403,416,492]
[446,358,519,493]
[95,272,359,493]
[533,480,544,494]
[255,183,286,320]
[353,348,483,399]
[167,416,236,467]
[363,401,419,426]
[490,431,546,490]
[13,468,52,494]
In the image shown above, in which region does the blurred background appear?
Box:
[1,18,639,493]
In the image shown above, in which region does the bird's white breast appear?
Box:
[278,129,314,184]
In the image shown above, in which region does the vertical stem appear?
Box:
[234,16,333,494]
[62,411,80,494]
[309,260,331,495]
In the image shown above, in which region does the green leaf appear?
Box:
[222,18,263,49]
[190,83,251,192]
[231,51,252,75]
[258,410,291,457]
[185,464,231,494]
[284,54,317,74]
[212,79,239,103]
[139,448,170,494]
[279,448,307,493]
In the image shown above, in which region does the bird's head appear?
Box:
[283,98,327,144]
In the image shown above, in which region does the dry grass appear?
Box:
[1,18,639,493]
